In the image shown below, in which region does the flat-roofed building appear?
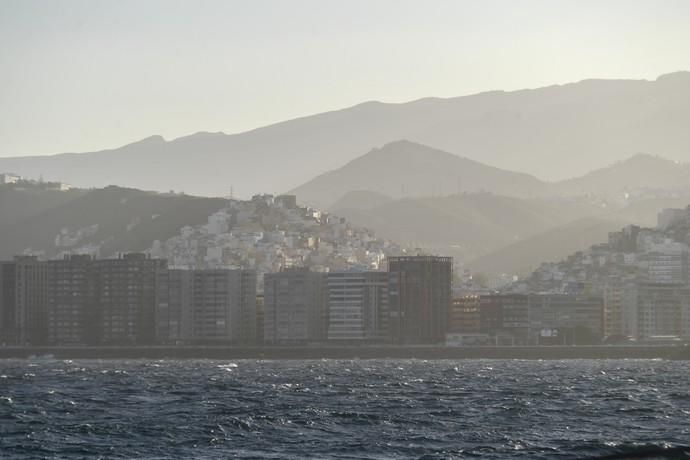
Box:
[46,255,97,345]
[263,268,327,344]
[449,295,481,334]
[528,294,604,345]
[14,256,49,345]
[155,269,257,344]
[388,256,452,344]
[96,253,166,345]
[476,294,529,344]
[327,270,388,341]
[155,268,194,343]
[0,261,17,345]
[634,283,690,340]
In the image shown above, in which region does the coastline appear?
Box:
[1,345,689,360]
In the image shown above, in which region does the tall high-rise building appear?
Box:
[46,255,98,345]
[0,261,17,345]
[96,253,166,345]
[387,256,452,344]
[194,269,256,343]
[14,256,49,345]
[155,268,193,343]
[326,270,389,341]
[263,268,327,344]
[156,268,257,344]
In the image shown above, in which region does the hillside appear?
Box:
[2,72,690,197]
[328,190,394,211]
[0,185,227,259]
[465,195,690,277]
[0,184,87,226]
[292,140,549,208]
[332,193,607,261]
[555,153,690,197]
[467,217,629,277]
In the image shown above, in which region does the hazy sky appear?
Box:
[1,0,689,157]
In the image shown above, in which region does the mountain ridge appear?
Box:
[2,72,690,197]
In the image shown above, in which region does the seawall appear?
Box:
[1,345,689,360]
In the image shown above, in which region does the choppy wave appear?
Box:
[0,359,689,459]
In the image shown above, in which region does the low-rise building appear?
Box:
[528,294,604,345]
[449,295,481,334]
[0,173,20,184]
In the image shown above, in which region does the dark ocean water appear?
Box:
[1,359,689,459]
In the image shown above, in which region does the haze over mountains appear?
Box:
[293,140,690,209]
[3,71,690,280]
[307,139,690,276]
[1,71,690,197]
[291,140,549,208]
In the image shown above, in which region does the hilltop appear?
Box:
[291,140,548,208]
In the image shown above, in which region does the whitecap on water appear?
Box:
[217,363,238,372]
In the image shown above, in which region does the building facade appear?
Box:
[46,255,97,345]
[633,283,690,340]
[0,261,17,345]
[95,254,166,345]
[263,268,327,344]
[156,268,257,344]
[326,270,389,341]
[387,256,452,344]
[14,256,49,345]
[449,295,481,334]
[527,294,604,345]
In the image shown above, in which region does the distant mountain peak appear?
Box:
[142,134,165,142]
[291,140,548,208]
[624,152,674,164]
[3,70,690,196]
[656,71,690,82]
[377,139,428,151]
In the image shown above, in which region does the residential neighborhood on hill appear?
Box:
[502,206,690,341]
[149,193,407,288]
